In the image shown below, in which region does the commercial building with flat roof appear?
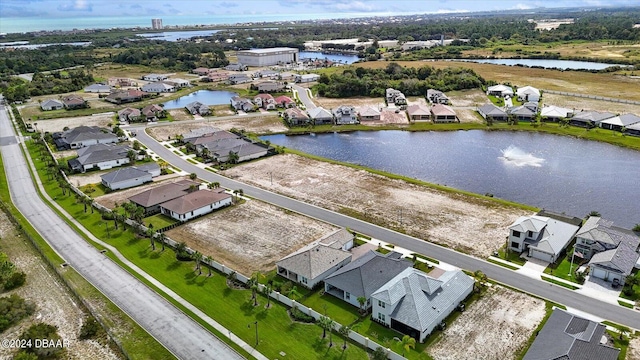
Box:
[237,47,299,67]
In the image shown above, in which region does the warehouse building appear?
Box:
[237,47,299,67]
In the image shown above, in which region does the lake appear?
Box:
[262,130,640,228]
[464,59,624,70]
[162,90,238,109]
[298,51,360,64]
[137,30,220,42]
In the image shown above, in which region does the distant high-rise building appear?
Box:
[151,18,163,30]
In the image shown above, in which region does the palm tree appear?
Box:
[227,151,239,164]
[127,149,137,163]
[146,228,156,250]
[318,316,333,341]
[357,296,367,314]
[192,251,203,275]
[398,335,416,356]
[248,272,264,306]
[287,286,302,301]
[338,325,350,350]
[133,206,145,223]
[227,271,237,286]
[204,255,213,277]
[159,232,167,251]
[82,196,89,213]
[473,270,488,292]
[89,198,95,214]
[208,181,220,189]
[201,147,210,160]
[587,210,601,218]
[262,283,273,308]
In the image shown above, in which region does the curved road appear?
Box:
[0,105,244,360]
[135,125,640,330]
[291,84,316,110]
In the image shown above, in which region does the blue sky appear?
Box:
[1,0,639,19]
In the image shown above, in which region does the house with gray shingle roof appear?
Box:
[276,242,352,289]
[626,121,640,136]
[324,250,412,309]
[68,143,131,173]
[569,110,615,128]
[318,229,354,251]
[160,189,232,222]
[84,83,112,93]
[100,163,161,190]
[128,179,200,214]
[540,105,574,122]
[477,104,507,122]
[56,126,119,150]
[407,104,431,122]
[575,217,640,285]
[599,113,640,132]
[523,308,619,360]
[308,107,333,125]
[41,99,64,111]
[508,213,581,263]
[371,268,474,342]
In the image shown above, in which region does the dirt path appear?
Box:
[429,286,546,360]
[165,199,337,275]
[223,154,529,258]
[0,211,121,360]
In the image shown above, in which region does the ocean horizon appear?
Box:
[0,12,401,34]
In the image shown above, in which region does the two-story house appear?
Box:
[508,212,581,263]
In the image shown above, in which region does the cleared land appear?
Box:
[165,199,337,275]
[0,210,121,360]
[223,154,529,257]
[628,336,640,360]
[26,113,114,133]
[315,96,386,110]
[429,286,546,360]
[542,93,640,115]
[147,115,287,141]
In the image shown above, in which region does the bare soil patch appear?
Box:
[627,336,640,360]
[429,286,546,360]
[542,93,640,115]
[168,109,193,122]
[94,175,191,209]
[30,114,115,133]
[447,89,489,107]
[165,200,337,275]
[69,170,111,187]
[315,96,386,110]
[456,109,484,123]
[147,115,287,141]
[0,211,121,360]
[223,154,529,257]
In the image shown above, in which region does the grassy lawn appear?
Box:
[540,275,579,290]
[356,317,431,360]
[143,213,179,230]
[543,255,584,284]
[497,247,527,265]
[301,289,361,326]
[78,183,108,198]
[411,253,440,265]
[488,258,519,270]
[26,140,370,360]
[488,95,505,107]
[619,271,640,301]
[607,330,630,360]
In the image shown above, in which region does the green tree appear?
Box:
[587,210,601,218]
[227,151,239,164]
[338,325,350,350]
[192,251,203,275]
[318,315,333,341]
[146,227,156,251]
[357,296,367,313]
[189,173,198,180]
[398,335,416,356]
[204,255,213,277]
[372,347,387,360]
[159,232,167,252]
[287,286,303,301]
[262,283,273,309]
[19,323,63,359]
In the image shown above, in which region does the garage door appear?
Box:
[530,249,553,263]
[592,268,607,280]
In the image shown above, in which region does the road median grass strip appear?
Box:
[540,275,579,290]
[488,258,519,270]
[411,253,440,265]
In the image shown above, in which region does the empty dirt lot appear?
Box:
[223,154,529,257]
[27,113,115,133]
[429,286,546,360]
[147,115,287,141]
[165,199,337,275]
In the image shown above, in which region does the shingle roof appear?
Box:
[431,104,456,116]
[318,229,354,249]
[572,111,616,122]
[128,179,200,207]
[523,308,619,360]
[42,99,63,107]
[478,104,506,116]
[407,104,431,116]
[323,250,412,299]
[191,131,238,145]
[599,114,640,127]
[541,105,572,119]
[276,244,352,280]
[101,167,150,184]
[160,189,231,215]
[308,107,333,119]
[63,126,118,144]
[516,86,540,97]
[359,107,381,117]
[487,84,514,94]
[579,217,640,276]
[371,268,474,334]
[75,144,130,166]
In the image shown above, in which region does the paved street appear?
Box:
[291,84,316,109]
[0,105,245,360]
[134,126,640,330]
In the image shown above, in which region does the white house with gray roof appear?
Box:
[569,110,615,128]
[308,107,333,125]
[100,163,160,190]
[477,104,508,122]
[68,144,131,173]
[508,213,581,263]
[599,113,640,132]
[276,243,352,289]
[41,99,64,111]
[371,268,474,342]
[575,217,640,285]
[523,308,619,360]
[55,126,119,150]
[324,250,412,309]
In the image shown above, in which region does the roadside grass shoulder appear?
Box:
[488,258,519,270]
[540,275,579,290]
[543,256,583,284]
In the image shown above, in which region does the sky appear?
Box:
[1,0,639,19]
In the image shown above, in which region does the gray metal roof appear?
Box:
[371,268,474,334]
[276,244,351,280]
[101,167,150,184]
[523,308,619,360]
[324,250,412,299]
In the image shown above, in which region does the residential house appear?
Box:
[516,86,541,103]
[256,81,283,93]
[40,99,63,111]
[385,88,407,108]
[407,104,431,122]
[141,104,165,121]
[128,179,201,214]
[574,217,640,285]
[308,107,334,125]
[225,63,246,72]
[132,162,161,177]
[142,74,168,82]
[276,243,352,289]
[569,110,615,128]
[185,101,211,116]
[253,94,276,110]
[117,107,141,123]
[599,113,640,132]
[540,105,574,122]
[371,268,474,342]
[108,77,137,87]
[192,67,212,76]
[160,189,232,222]
[508,103,537,121]
[101,167,152,191]
[202,72,229,83]
[359,106,381,121]
[181,127,222,143]
[626,122,640,136]
[164,78,191,88]
[477,104,508,122]
[274,95,295,108]
[54,126,119,150]
[508,212,581,263]
[84,84,112,93]
[283,108,310,126]
[294,74,320,83]
[210,141,268,163]
[230,96,255,112]
[324,250,412,309]
[255,69,279,79]
[426,89,450,105]
[68,144,131,173]
[523,308,619,360]
[228,73,252,85]
[61,94,87,110]
[486,84,514,98]
[279,72,296,81]
[431,104,458,123]
[141,82,175,93]
[317,229,355,251]
[333,105,358,125]
[105,89,148,104]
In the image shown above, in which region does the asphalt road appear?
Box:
[291,84,316,110]
[135,126,640,330]
[0,105,245,360]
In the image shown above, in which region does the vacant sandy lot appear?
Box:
[94,175,191,209]
[447,89,489,107]
[168,109,193,121]
[542,93,640,115]
[147,115,287,141]
[315,96,386,110]
[429,286,546,360]
[628,337,640,360]
[165,200,337,275]
[223,154,528,257]
[29,113,115,133]
[456,109,483,123]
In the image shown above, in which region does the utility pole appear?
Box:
[568,246,575,277]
